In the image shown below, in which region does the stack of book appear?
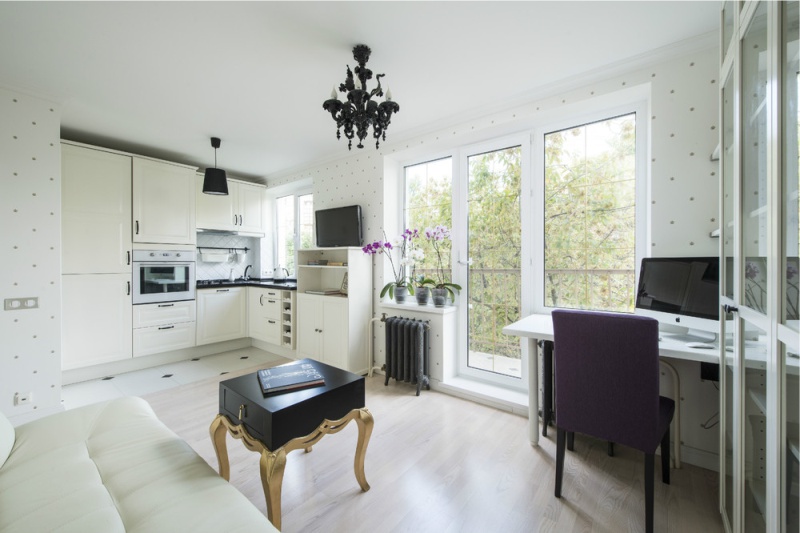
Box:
[257,363,325,395]
[306,259,328,266]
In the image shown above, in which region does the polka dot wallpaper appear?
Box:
[268,45,720,295]
[0,86,62,421]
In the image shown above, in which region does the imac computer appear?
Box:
[635,257,720,343]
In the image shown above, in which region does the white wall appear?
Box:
[0,86,63,424]
[268,42,722,467]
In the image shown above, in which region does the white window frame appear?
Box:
[532,95,650,315]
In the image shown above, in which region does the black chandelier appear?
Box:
[322,44,400,150]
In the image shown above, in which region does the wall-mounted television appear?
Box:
[635,256,720,340]
[315,205,363,247]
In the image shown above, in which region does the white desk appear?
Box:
[503,313,722,468]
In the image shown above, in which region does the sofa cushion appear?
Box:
[0,396,277,533]
[0,409,13,468]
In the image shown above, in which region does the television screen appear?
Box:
[315,205,362,247]
[635,257,719,321]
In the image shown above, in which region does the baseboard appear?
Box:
[678,444,719,471]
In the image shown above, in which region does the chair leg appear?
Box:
[567,431,575,451]
[645,452,654,533]
[555,428,566,498]
[661,425,671,485]
[607,441,614,457]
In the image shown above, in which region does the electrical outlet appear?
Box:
[4,297,38,311]
[14,392,32,405]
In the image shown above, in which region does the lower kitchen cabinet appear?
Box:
[248,287,282,345]
[296,293,348,369]
[196,287,246,345]
[132,301,196,357]
[62,273,132,370]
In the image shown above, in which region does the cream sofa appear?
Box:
[0,396,277,532]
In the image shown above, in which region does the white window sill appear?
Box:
[379,301,457,315]
[434,376,529,417]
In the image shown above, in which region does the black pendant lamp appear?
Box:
[203,137,228,195]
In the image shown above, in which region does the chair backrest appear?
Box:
[551,309,661,453]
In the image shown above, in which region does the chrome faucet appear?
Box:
[243,265,252,280]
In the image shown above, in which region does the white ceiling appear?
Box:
[0,1,720,182]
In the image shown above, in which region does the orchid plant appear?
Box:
[363,228,421,299]
[424,224,462,299]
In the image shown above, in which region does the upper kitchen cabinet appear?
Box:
[61,142,132,274]
[196,175,265,235]
[133,157,197,245]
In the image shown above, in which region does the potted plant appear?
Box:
[362,229,419,302]
[413,274,436,305]
[424,225,462,307]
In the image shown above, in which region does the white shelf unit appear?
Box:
[296,247,372,373]
[282,291,296,349]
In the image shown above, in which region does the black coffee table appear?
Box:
[209,359,373,530]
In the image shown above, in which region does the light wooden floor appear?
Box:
[142,359,724,533]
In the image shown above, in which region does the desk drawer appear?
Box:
[220,385,268,442]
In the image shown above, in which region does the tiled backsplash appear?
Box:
[196,233,261,280]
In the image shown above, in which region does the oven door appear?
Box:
[132,262,196,304]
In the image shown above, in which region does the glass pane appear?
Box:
[742,3,769,316]
[784,339,799,532]
[276,195,295,275]
[784,1,800,330]
[298,194,314,251]
[743,319,768,533]
[544,113,637,312]
[723,1,735,60]
[723,71,736,300]
[467,147,521,378]
[404,157,453,283]
[724,333,736,529]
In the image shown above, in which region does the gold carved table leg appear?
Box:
[209,407,374,530]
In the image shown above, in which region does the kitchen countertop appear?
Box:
[196,278,297,290]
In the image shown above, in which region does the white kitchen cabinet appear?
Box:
[61,143,132,274]
[196,176,265,235]
[132,301,196,357]
[133,157,196,245]
[196,287,247,345]
[296,293,348,369]
[62,273,132,370]
[295,247,372,373]
[248,287,282,345]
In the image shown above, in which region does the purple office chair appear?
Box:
[551,309,674,533]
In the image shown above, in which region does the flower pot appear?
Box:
[431,288,448,307]
[415,287,430,305]
[394,285,409,303]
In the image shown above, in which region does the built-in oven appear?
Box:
[132,250,196,305]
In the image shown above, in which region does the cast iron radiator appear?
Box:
[384,316,430,396]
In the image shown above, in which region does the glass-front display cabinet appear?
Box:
[719,2,800,532]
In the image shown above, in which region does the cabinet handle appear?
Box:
[217,289,230,292]
[268,300,276,304]
[127,251,131,265]
[157,303,174,308]
[135,220,139,235]
[238,214,242,226]
[126,281,131,295]
[260,295,264,306]
[158,325,175,330]
[233,214,237,226]
[268,320,276,324]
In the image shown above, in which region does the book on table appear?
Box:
[257,363,325,395]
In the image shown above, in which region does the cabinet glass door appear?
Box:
[782,2,800,531]
[721,66,737,531]
[741,4,770,532]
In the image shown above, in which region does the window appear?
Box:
[542,112,640,312]
[276,193,313,276]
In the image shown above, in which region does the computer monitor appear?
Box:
[635,257,720,341]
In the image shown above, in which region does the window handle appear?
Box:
[458,256,473,266]
[723,304,739,314]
